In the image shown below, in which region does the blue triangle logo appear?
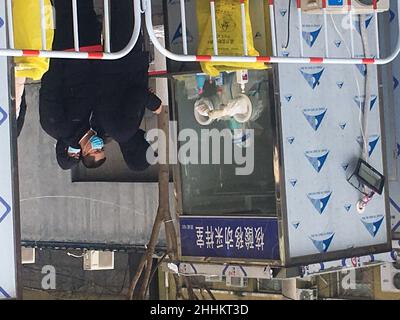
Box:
[370,95,378,110]
[362,217,384,237]
[368,136,380,156]
[356,64,367,77]
[354,15,373,34]
[302,26,322,48]
[287,137,295,144]
[308,192,332,214]
[172,23,193,44]
[289,179,298,187]
[358,136,380,157]
[305,151,329,173]
[311,233,335,253]
[353,95,378,112]
[300,68,325,90]
[334,40,342,48]
[342,163,349,171]
[336,81,344,89]
[339,122,347,130]
[292,221,300,229]
[344,204,352,212]
[303,109,327,131]
[284,94,293,102]
[280,9,287,17]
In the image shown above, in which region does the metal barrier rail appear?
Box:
[1,0,142,60]
[2,0,400,65]
[144,0,400,65]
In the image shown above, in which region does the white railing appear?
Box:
[2,0,400,65]
[144,0,400,66]
[1,0,142,60]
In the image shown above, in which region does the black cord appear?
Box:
[283,0,292,49]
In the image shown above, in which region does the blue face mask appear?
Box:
[89,135,104,150]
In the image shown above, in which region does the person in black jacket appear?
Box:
[93,0,162,171]
[40,0,161,171]
[40,0,105,170]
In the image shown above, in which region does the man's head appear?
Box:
[81,150,107,169]
[80,129,106,169]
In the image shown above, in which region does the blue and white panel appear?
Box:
[0,2,18,299]
[274,0,390,259]
[385,1,400,236]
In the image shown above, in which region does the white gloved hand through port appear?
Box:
[194,95,252,125]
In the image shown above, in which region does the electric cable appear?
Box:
[360,14,372,164]
[66,252,85,258]
[356,14,375,208]
[283,0,292,49]
[330,15,370,185]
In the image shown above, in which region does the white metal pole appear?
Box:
[210,0,218,55]
[297,5,304,57]
[374,11,380,58]
[40,0,47,50]
[180,0,188,55]
[269,2,277,56]
[240,0,248,56]
[323,8,329,58]
[349,6,355,58]
[102,0,143,60]
[104,0,111,53]
[72,0,80,51]
[6,0,14,49]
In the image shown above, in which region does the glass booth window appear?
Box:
[173,70,276,217]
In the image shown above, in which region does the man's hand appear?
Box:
[153,104,163,115]
[67,146,81,160]
[148,88,163,114]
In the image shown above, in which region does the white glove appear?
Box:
[195,103,212,117]
[207,96,250,120]
[224,96,250,117]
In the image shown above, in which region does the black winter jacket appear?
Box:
[39,0,101,149]
[40,0,160,170]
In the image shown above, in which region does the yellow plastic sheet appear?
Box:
[196,0,267,77]
[13,0,54,80]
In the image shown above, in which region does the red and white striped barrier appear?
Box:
[2,0,400,65]
[144,0,400,66]
[1,0,142,60]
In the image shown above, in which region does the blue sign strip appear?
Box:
[390,197,400,232]
[0,196,11,224]
[180,217,280,260]
[0,105,7,127]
